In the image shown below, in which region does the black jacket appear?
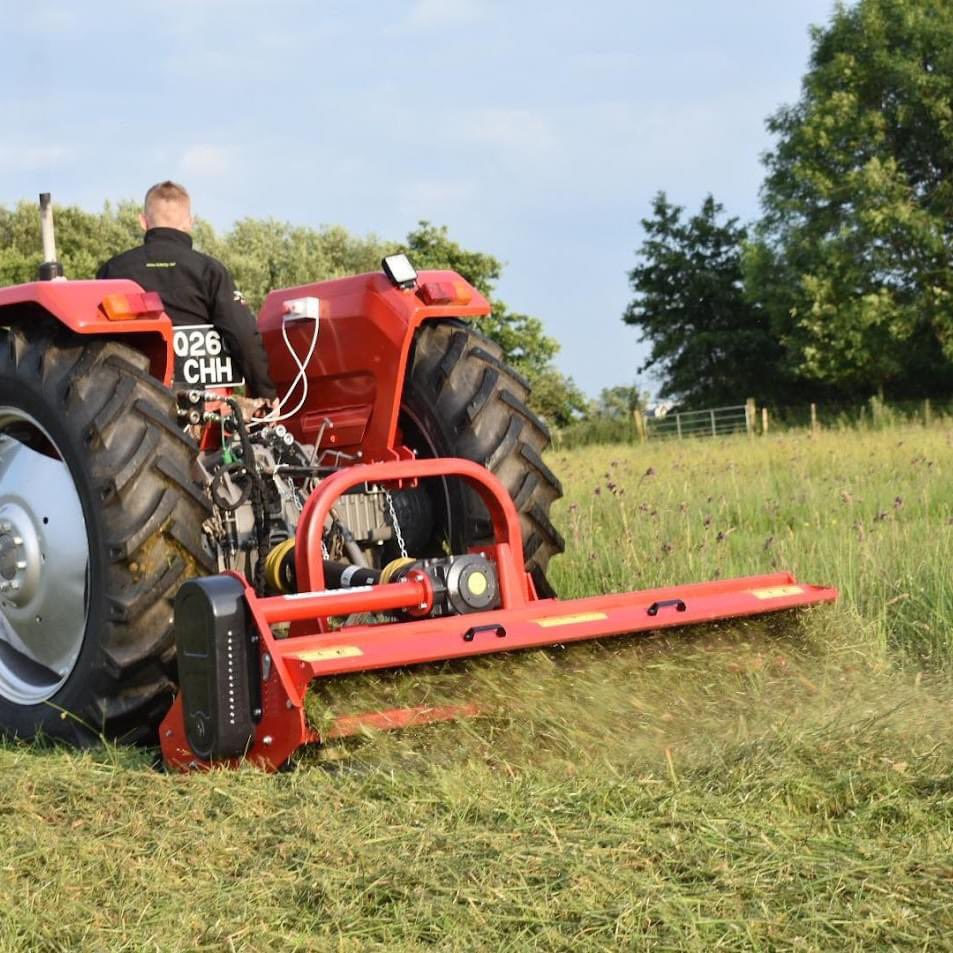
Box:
[97,228,276,398]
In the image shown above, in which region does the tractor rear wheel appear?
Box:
[400,320,564,594]
[0,326,212,746]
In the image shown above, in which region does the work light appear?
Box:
[382,254,417,289]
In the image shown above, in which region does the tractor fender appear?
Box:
[258,270,490,457]
[0,279,174,384]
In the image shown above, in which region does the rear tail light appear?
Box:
[418,281,474,306]
[101,291,165,321]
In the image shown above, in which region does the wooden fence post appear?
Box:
[746,399,756,439]
[676,414,683,439]
[810,403,818,433]
[710,408,717,436]
[924,398,932,427]
[633,409,647,443]
[761,407,769,435]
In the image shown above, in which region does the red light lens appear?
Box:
[418,282,457,306]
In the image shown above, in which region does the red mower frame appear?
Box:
[160,456,837,771]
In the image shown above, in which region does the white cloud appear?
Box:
[178,145,232,177]
[408,0,484,29]
[464,108,557,157]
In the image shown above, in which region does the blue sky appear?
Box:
[2,0,835,397]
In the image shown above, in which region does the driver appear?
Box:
[97,181,277,412]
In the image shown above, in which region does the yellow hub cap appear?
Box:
[466,571,488,597]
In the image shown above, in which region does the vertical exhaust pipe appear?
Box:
[37,193,64,281]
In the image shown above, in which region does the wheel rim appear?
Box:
[0,408,90,705]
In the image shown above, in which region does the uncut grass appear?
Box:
[2,424,953,950]
[547,423,953,663]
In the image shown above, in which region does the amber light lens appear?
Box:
[101,291,164,321]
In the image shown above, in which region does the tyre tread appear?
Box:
[404,320,564,580]
[0,326,210,745]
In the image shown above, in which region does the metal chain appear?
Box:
[383,488,408,558]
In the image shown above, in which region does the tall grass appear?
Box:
[548,424,953,664]
[0,425,951,951]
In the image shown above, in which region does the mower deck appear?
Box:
[159,456,836,772]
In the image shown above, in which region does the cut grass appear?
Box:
[1,424,952,951]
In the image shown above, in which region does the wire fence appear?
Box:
[553,396,949,450]
[766,396,952,431]
[643,404,750,440]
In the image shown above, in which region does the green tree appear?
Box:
[212,219,387,312]
[747,0,953,397]
[593,385,645,420]
[0,201,386,309]
[624,192,783,406]
[398,222,587,425]
[0,200,141,284]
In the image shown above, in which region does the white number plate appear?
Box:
[172,324,245,388]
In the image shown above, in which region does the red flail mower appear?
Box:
[0,196,836,771]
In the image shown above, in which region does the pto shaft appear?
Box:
[257,572,432,625]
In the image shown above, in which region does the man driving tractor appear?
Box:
[97,180,277,413]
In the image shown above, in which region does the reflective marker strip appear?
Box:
[534,611,608,628]
[750,585,804,599]
[283,585,375,600]
[294,646,364,663]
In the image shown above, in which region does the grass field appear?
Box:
[1,425,952,951]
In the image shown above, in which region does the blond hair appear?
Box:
[143,181,192,229]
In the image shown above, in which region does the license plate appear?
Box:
[172,324,245,388]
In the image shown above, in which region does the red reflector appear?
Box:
[418,282,456,306]
[101,291,165,321]
[140,291,164,312]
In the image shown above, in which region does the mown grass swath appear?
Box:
[1,425,951,951]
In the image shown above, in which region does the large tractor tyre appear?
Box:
[400,319,565,595]
[0,326,212,746]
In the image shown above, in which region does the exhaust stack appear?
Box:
[37,193,64,281]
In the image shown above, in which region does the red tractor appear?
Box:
[0,196,835,770]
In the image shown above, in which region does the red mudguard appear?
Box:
[258,270,491,460]
[0,269,488,461]
[0,279,174,383]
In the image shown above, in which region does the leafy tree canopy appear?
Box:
[0,200,141,286]
[205,219,387,312]
[623,192,783,406]
[747,0,953,397]
[593,385,645,420]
